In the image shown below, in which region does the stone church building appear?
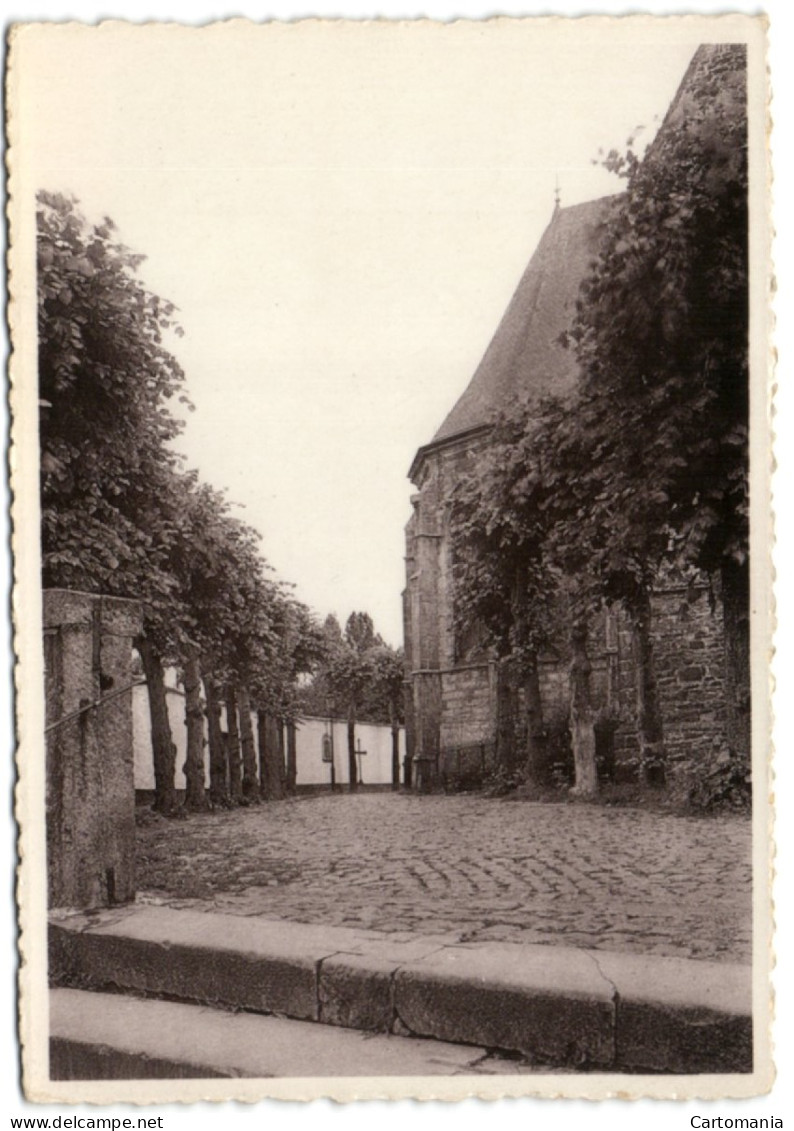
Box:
[402,46,740,790]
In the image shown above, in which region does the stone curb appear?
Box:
[49,905,752,1073]
[50,988,499,1079]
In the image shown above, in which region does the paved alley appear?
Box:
[137,792,751,963]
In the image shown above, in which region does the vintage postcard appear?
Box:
[8,14,773,1103]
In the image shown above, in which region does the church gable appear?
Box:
[430,195,618,449]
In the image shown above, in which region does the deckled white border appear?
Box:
[7,11,774,1105]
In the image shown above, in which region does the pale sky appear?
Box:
[19,21,701,644]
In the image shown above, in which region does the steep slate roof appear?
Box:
[428,195,619,449]
[417,46,722,464]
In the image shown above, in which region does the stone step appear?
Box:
[50,988,535,1079]
[49,904,753,1073]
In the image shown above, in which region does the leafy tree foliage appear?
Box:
[331,614,403,787]
[367,644,406,728]
[450,407,604,789]
[449,47,749,798]
[450,415,555,663]
[298,612,404,728]
[165,476,325,805]
[565,46,748,582]
[449,415,561,782]
[38,191,187,604]
[562,45,750,777]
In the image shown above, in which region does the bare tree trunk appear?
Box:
[182,645,208,811]
[390,702,400,790]
[136,635,177,815]
[257,709,268,798]
[721,558,751,771]
[347,704,358,792]
[277,721,288,795]
[259,711,286,800]
[509,565,544,782]
[225,685,243,804]
[286,721,297,794]
[569,621,598,797]
[403,681,414,790]
[495,658,517,770]
[523,654,546,785]
[203,672,229,807]
[237,685,260,802]
[628,587,666,787]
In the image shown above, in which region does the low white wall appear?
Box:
[293,717,405,787]
[133,682,210,790]
[133,681,404,791]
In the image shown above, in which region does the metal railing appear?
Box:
[44,679,147,734]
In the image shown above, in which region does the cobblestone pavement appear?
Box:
[136,793,752,963]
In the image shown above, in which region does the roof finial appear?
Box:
[554,173,561,210]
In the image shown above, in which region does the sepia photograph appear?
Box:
[7,10,773,1106]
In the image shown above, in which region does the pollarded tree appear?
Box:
[231,573,290,803]
[533,392,669,786]
[367,643,406,787]
[450,389,669,794]
[127,466,206,815]
[293,614,346,721]
[118,467,265,815]
[147,475,239,809]
[318,611,403,790]
[150,474,249,810]
[228,575,280,804]
[324,614,377,791]
[249,596,327,797]
[449,407,560,786]
[173,486,283,806]
[358,644,405,726]
[194,517,325,805]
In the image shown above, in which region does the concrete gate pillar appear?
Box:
[44,590,142,911]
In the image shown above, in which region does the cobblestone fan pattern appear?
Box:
[136,794,752,963]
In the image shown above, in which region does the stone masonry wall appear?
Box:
[439,663,494,784]
[612,585,727,775]
[404,435,492,783]
[649,585,727,768]
[439,663,494,748]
